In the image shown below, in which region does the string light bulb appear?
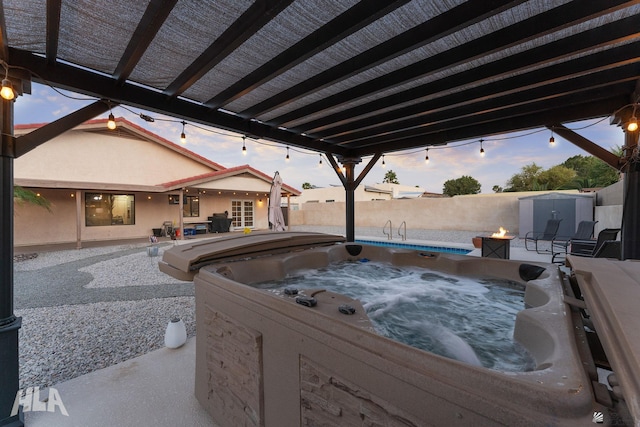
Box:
[549,129,555,146]
[382,155,386,168]
[479,139,485,157]
[628,106,638,132]
[0,78,14,101]
[107,112,116,130]
[425,148,429,164]
[318,153,322,166]
[180,121,186,144]
[0,61,14,100]
[285,147,290,162]
[242,136,247,155]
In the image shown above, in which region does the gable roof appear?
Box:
[15,117,227,172]
[14,118,300,194]
[160,165,300,196]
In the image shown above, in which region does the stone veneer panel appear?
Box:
[203,304,264,426]
[300,356,422,426]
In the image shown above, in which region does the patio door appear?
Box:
[231,200,254,229]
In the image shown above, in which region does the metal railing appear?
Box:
[383,220,392,240]
[398,221,407,241]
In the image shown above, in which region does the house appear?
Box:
[290,183,425,209]
[13,117,299,247]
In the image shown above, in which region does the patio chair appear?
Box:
[570,228,621,258]
[551,220,597,263]
[524,218,562,253]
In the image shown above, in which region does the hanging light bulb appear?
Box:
[242,136,247,155]
[628,106,638,132]
[318,153,323,167]
[382,155,386,168]
[549,133,555,146]
[0,78,14,101]
[425,148,429,164]
[107,112,116,130]
[479,139,485,157]
[180,121,186,144]
[285,147,290,162]
[0,61,14,100]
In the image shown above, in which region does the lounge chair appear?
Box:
[524,218,562,253]
[570,228,621,259]
[551,220,597,263]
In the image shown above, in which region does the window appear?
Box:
[231,200,254,228]
[85,193,135,226]
[183,195,200,217]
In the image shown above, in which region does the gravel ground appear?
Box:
[14,242,195,389]
[13,227,526,390]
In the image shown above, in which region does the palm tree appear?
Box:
[14,186,52,212]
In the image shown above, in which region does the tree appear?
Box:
[301,182,313,189]
[14,186,52,212]
[537,165,576,190]
[504,163,543,192]
[383,170,399,184]
[562,154,619,187]
[442,175,481,196]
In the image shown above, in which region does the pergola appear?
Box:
[1,1,639,424]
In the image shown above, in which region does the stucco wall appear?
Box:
[14,130,213,187]
[291,192,529,233]
[289,190,620,235]
[14,189,269,246]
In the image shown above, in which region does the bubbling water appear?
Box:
[255,260,535,372]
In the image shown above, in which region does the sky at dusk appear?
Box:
[14,83,626,194]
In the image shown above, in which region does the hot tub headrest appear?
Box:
[519,263,546,281]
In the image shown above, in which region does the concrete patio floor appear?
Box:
[24,338,216,427]
[16,235,554,427]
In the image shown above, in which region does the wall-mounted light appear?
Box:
[180,121,187,144]
[479,139,485,157]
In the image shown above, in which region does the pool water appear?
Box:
[355,239,472,255]
[256,260,535,372]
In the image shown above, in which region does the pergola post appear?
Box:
[0,98,23,426]
[342,159,358,242]
[622,127,640,260]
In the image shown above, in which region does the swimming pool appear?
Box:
[355,238,472,255]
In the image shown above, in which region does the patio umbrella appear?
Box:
[269,171,286,231]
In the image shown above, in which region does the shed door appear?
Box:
[532,199,575,238]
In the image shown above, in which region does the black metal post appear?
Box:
[343,161,356,242]
[622,128,640,260]
[0,98,23,425]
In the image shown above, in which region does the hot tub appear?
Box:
[160,232,600,426]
